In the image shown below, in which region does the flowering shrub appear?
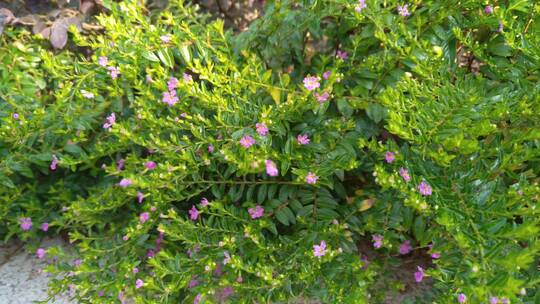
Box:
[1,0,540,303]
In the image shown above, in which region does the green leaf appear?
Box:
[366,103,387,123]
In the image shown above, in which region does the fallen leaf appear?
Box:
[50,19,69,49]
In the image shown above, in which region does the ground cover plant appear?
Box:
[0,0,539,303]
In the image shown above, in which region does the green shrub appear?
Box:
[1,0,539,303]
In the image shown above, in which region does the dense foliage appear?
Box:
[1,0,539,303]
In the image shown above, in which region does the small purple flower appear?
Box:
[145,161,157,170]
[239,135,255,148]
[167,77,179,91]
[107,66,120,79]
[313,240,327,258]
[123,235,129,241]
[183,73,193,83]
[458,293,467,303]
[40,222,49,232]
[12,113,19,120]
[50,154,59,171]
[222,286,233,298]
[355,0,367,12]
[98,290,104,297]
[500,298,509,304]
[489,297,499,304]
[431,252,440,259]
[98,56,108,67]
[135,279,144,289]
[118,178,132,187]
[20,217,32,231]
[322,71,331,80]
[297,134,310,145]
[372,234,383,248]
[414,266,424,282]
[103,112,116,130]
[207,144,214,153]
[399,240,412,255]
[248,205,264,219]
[146,75,153,83]
[200,197,209,207]
[73,259,82,267]
[139,212,150,223]
[484,5,493,14]
[160,34,171,43]
[314,91,329,103]
[223,251,231,265]
[147,249,156,258]
[306,172,319,184]
[265,159,279,177]
[194,294,202,304]
[336,50,348,60]
[399,167,411,182]
[117,158,125,170]
[132,267,139,274]
[36,248,46,259]
[256,123,269,136]
[162,91,179,106]
[397,4,410,16]
[137,191,144,203]
[303,76,320,91]
[385,151,395,163]
[418,181,432,196]
[188,277,199,288]
[189,205,199,221]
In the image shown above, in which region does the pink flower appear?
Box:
[490,297,499,304]
[40,222,49,232]
[135,279,143,289]
[194,294,202,304]
[265,159,278,177]
[313,240,327,258]
[297,134,310,145]
[336,50,348,60]
[162,91,179,106]
[200,197,209,207]
[118,178,132,187]
[103,112,116,129]
[306,172,319,184]
[322,71,331,80]
[207,144,214,153]
[355,0,367,12]
[314,91,329,103]
[12,113,19,120]
[501,298,509,304]
[50,155,59,171]
[107,66,120,79]
[98,56,108,67]
[188,277,199,288]
[248,205,264,219]
[167,77,179,91]
[223,251,231,265]
[221,286,233,298]
[20,217,32,231]
[146,75,153,83]
[98,290,104,297]
[431,252,440,259]
[399,240,412,255]
[183,73,193,83]
[139,212,150,223]
[137,191,144,203]
[122,235,129,241]
[36,248,46,259]
[147,249,155,258]
[160,34,171,43]
[484,5,493,14]
[132,267,139,274]
[399,167,411,182]
[239,135,255,148]
[256,123,269,136]
[303,76,320,91]
[372,234,383,248]
[385,151,395,163]
[145,161,157,170]
[397,4,410,16]
[458,293,467,303]
[414,266,424,282]
[418,181,432,196]
[189,205,199,221]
